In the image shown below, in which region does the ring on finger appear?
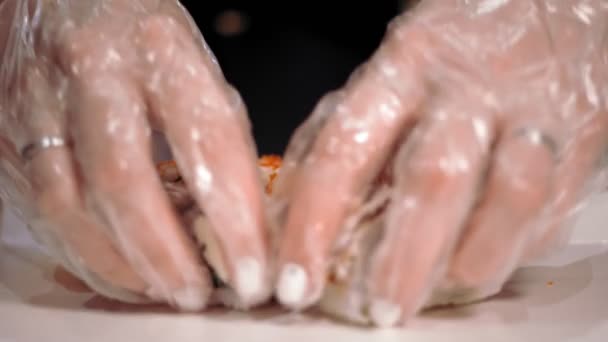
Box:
[513,127,558,160]
[20,136,69,162]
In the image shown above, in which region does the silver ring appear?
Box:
[20,136,68,161]
[513,127,558,158]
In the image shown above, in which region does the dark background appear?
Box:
[178,1,404,154]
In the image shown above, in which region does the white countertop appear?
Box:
[1,194,608,342]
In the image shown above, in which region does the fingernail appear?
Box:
[369,298,402,327]
[235,257,264,302]
[172,286,208,312]
[276,263,308,308]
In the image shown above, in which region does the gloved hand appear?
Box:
[0,0,269,310]
[272,0,608,326]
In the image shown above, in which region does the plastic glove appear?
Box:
[272,0,608,327]
[0,0,270,310]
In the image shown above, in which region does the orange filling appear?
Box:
[157,155,283,194]
[258,154,282,170]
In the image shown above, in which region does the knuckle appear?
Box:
[384,18,432,55]
[493,162,549,214]
[56,29,113,76]
[404,152,469,182]
[138,14,185,55]
[423,164,458,184]
[57,29,92,61]
[141,14,181,36]
[86,162,131,193]
[507,177,548,210]
[36,181,76,217]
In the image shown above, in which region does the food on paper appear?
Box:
[51,155,497,323]
[157,156,498,323]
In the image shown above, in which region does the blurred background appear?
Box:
[178,1,406,155]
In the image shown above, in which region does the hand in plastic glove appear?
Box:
[0,0,269,310]
[273,0,608,326]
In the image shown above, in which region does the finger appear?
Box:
[12,61,151,301]
[448,124,555,289]
[368,108,495,327]
[16,63,148,299]
[274,26,429,309]
[137,16,268,306]
[30,149,151,297]
[67,71,211,311]
[525,113,608,259]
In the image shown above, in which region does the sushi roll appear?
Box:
[157,156,282,309]
[158,156,500,322]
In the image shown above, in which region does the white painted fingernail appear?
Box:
[172,286,208,312]
[369,299,402,328]
[235,257,264,302]
[276,263,308,308]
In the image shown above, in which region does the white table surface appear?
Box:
[1,194,608,342]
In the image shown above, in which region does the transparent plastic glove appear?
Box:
[272,0,608,327]
[0,0,269,310]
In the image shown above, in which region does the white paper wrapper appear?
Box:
[1,194,608,342]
